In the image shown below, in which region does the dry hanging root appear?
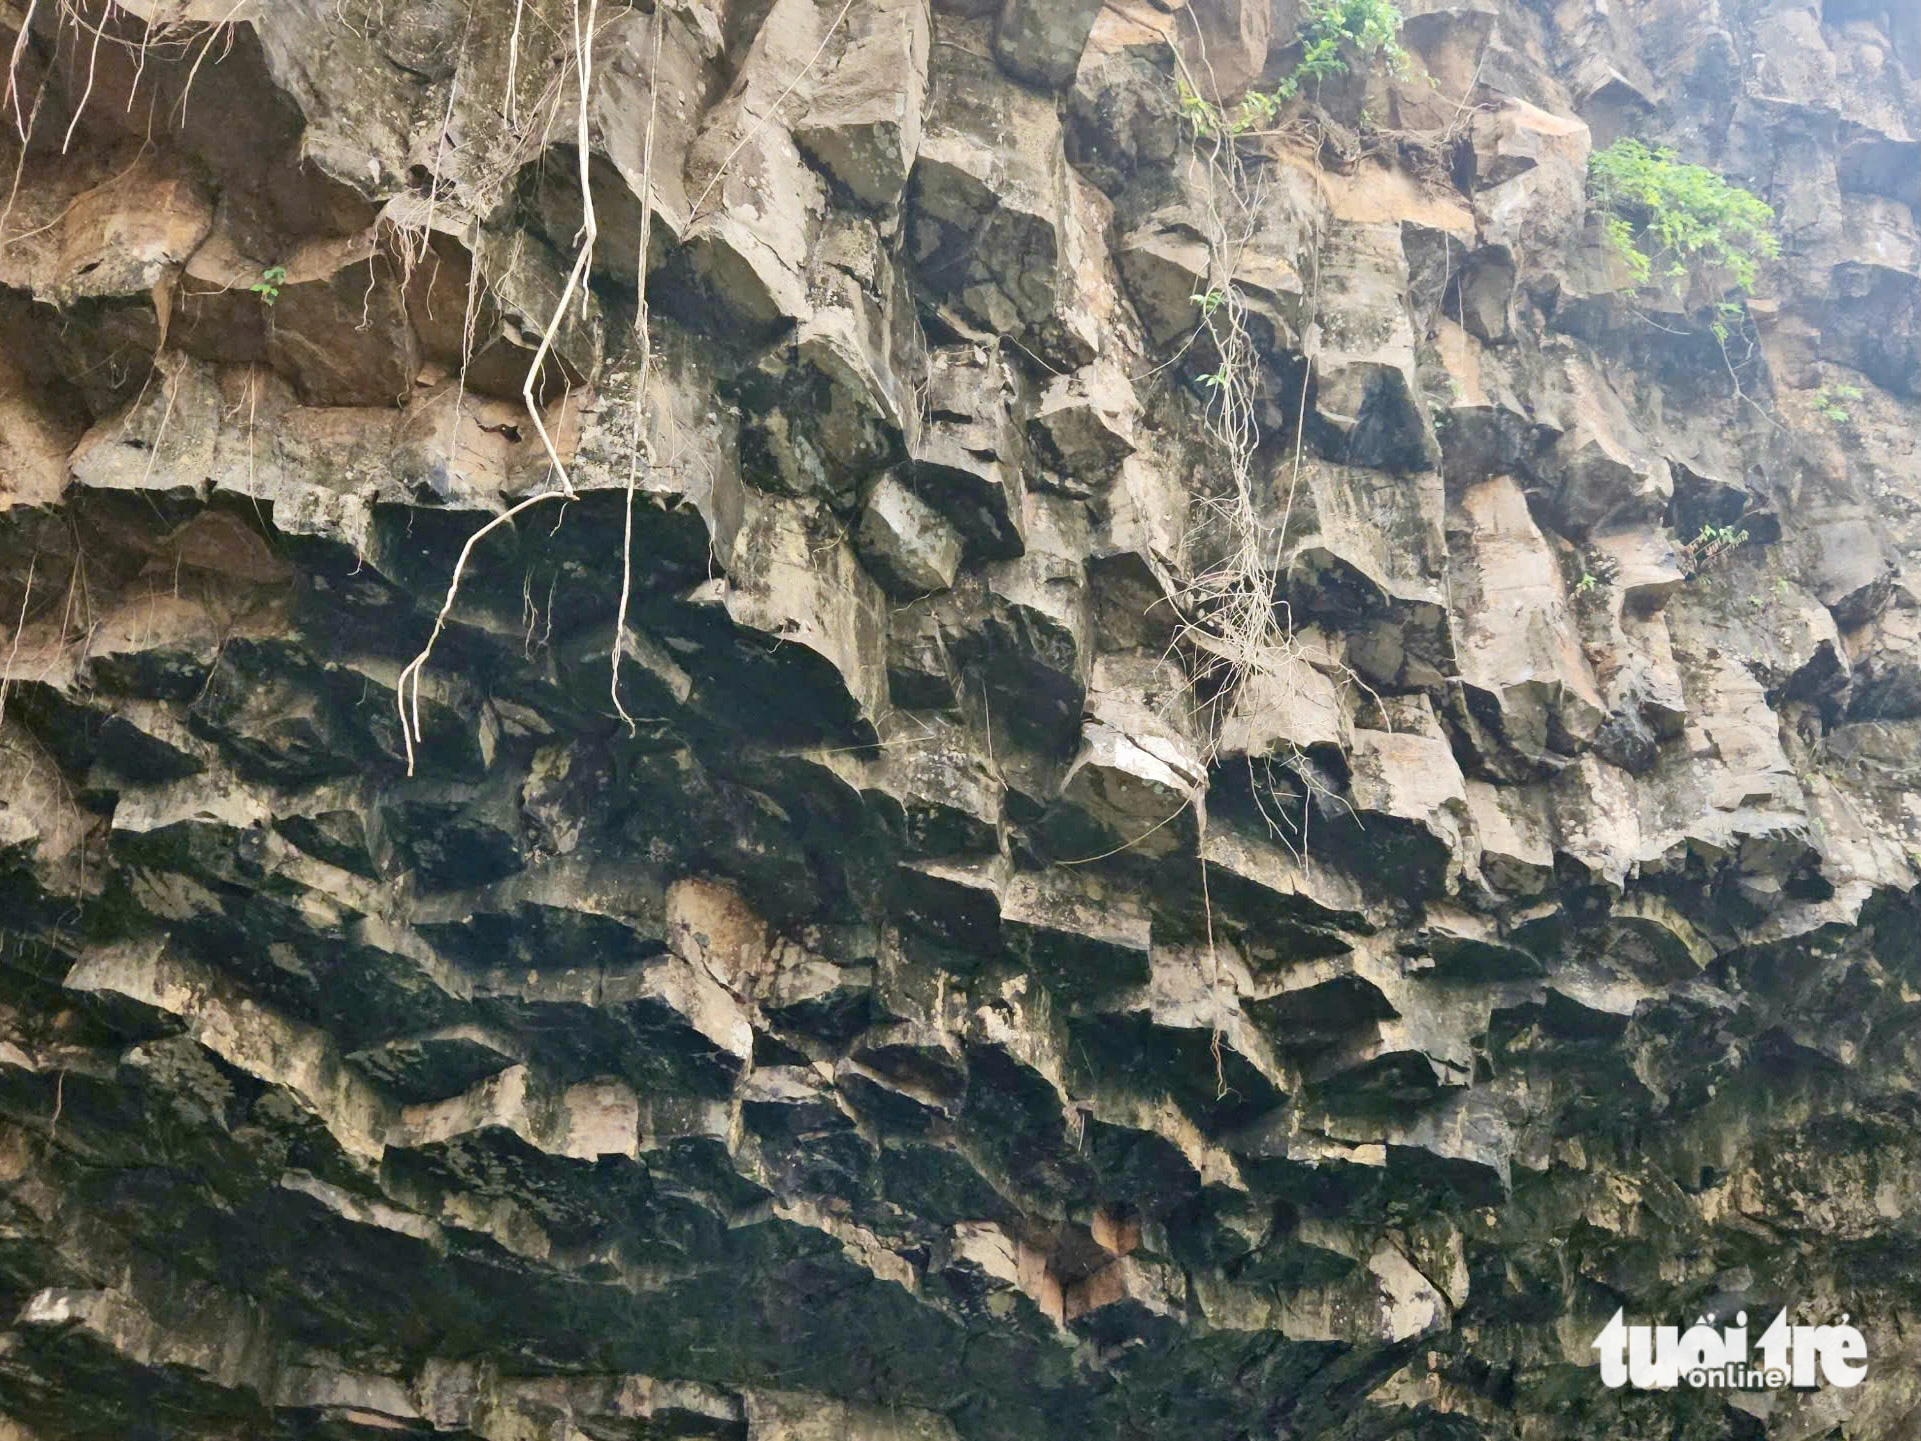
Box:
[395,0,600,774]
[1164,29,1385,1099]
[401,0,857,764]
[609,3,663,735]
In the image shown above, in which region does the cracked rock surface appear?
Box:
[1,0,1920,1437]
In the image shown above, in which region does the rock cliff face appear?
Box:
[0,0,1918,1436]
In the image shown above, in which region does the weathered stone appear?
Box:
[664,493,891,743]
[1470,99,1592,270]
[264,231,418,406]
[1116,209,1217,351]
[1214,633,1351,763]
[1049,652,1201,859]
[910,39,1088,361]
[1311,222,1438,473]
[957,494,1093,748]
[1447,475,1606,771]
[679,0,830,328]
[794,0,931,210]
[908,344,1027,558]
[1087,450,1185,652]
[347,1024,524,1103]
[1000,866,1152,995]
[5,5,1921,1441]
[862,711,1002,855]
[857,473,964,596]
[886,598,960,708]
[1026,358,1137,492]
[1341,701,1475,896]
[992,0,1101,91]
[46,157,212,303]
[1534,356,1674,537]
[735,214,924,503]
[1064,33,1183,197]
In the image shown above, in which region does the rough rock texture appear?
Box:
[0,1,1918,1438]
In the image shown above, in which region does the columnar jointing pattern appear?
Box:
[0,1,1918,1438]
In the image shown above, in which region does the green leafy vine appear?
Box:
[1587,139,1779,298]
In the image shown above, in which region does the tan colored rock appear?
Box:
[1088,450,1185,651]
[1175,0,1272,99]
[863,711,1003,855]
[911,40,1082,357]
[910,343,1027,557]
[54,161,211,303]
[1470,99,1592,262]
[1280,1240,1448,1345]
[1586,526,1686,608]
[265,230,419,406]
[1055,652,1203,858]
[1027,357,1137,490]
[1001,865,1152,992]
[667,876,771,991]
[796,0,929,209]
[706,492,892,735]
[745,1390,957,1441]
[1346,702,1475,892]
[1539,357,1673,536]
[1310,221,1437,473]
[1463,779,1556,896]
[1063,1253,1182,1338]
[681,0,831,327]
[1447,475,1606,768]
[1214,630,1352,763]
[858,473,964,595]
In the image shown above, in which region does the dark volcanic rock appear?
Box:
[0,1,1920,1439]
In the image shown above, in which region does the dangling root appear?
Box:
[393,491,569,774]
[397,0,601,771]
[610,3,662,735]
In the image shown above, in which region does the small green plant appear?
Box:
[1178,0,1410,137]
[1577,545,1621,591]
[1279,0,1410,99]
[1680,521,1749,574]
[1191,288,1226,317]
[250,264,288,306]
[1811,383,1864,425]
[1176,82,1229,136]
[1588,140,1779,298]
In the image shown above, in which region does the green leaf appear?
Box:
[1588,138,1776,306]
